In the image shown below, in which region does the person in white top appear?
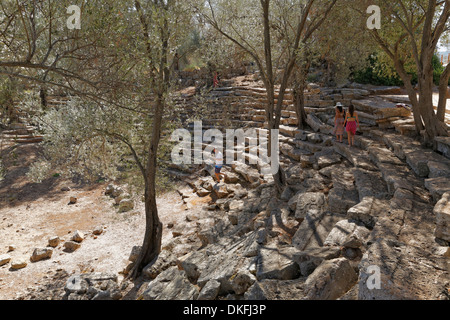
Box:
[213,148,226,182]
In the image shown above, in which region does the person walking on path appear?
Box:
[334,102,346,143]
[344,105,359,147]
[213,148,226,182]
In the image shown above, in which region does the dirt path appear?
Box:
[0,143,187,300]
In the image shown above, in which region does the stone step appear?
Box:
[328,167,360,214]
[352,98,411,119]
[332,142,378,171]
[435,136,450,159]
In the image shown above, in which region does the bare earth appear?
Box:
[0,143,188,300]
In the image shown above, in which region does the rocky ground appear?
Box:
[1,78,449,300]
[0,144,199,300]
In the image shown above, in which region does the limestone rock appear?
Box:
[212,183,230,199]
[65,273,121,300]
[119,199,134,212]
[224,172,240,184]
[143,266,199,300]
[231,270,256,295]
[128,246,141,262]
[293,246,341,277]
[434,191,450,242]
[30,247,53,262]
[324,220,371,248]
[114,192,130,205]
[197,279,221,300]
[64,241,81,252]
[292,211,345,251]
[256,245,300,281]
[10,259,27,270]
[0,254,11,266]
[424,177,450,202]
[71,230,85,243]
[142,250,177,280]
[244,278,307,300]
[93,226,103,235]
[48,236,61,248]
[295,192,327,220]
[347,197,390,229]
[105,184,115,196]
[304,257,358,300]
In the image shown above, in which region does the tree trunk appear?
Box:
[393,58,424,133]
[129,95,164,279]
[437,63,450,122]
[417,54,448,143]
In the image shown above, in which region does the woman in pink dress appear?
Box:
[344,105,359,147]
[334,103,345,143]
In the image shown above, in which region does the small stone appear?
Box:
[119,199,134,213]
[0,254,12,266]
[11,259,27,270]
[128,246,141,262]
[64,241,81,252]
[7,245,16,252]
[172,231,183,238]
[69,197,77,204]
[48,236,61,248]
[71,230,85,243]
[93,226,103,236]
[197,279,221,300]
[30,248,53,262]
[115,193,130,205]
[105,184,115,196]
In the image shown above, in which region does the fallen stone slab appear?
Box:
[244,278,307,300]
[367,146,404,166]
[333,142,378,171]
[405,149,448,178]
[143,266,199,300]
[256,245,300,281]
[428,161,450,178]
[292,211,346,251]
[352,168,389,201]
[382,133,421,160]
[435,136,450,159]
[304,257,358,300]
[424,177,450,202]
[197,279,221,300]
[328,168,360,214]
[347,197,391,229]
[292,246,342,277]
[324,220,371,248]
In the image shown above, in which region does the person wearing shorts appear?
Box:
[344,104,359,147]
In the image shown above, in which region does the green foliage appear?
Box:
[352,54,404,86]
[352,53,449,86]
